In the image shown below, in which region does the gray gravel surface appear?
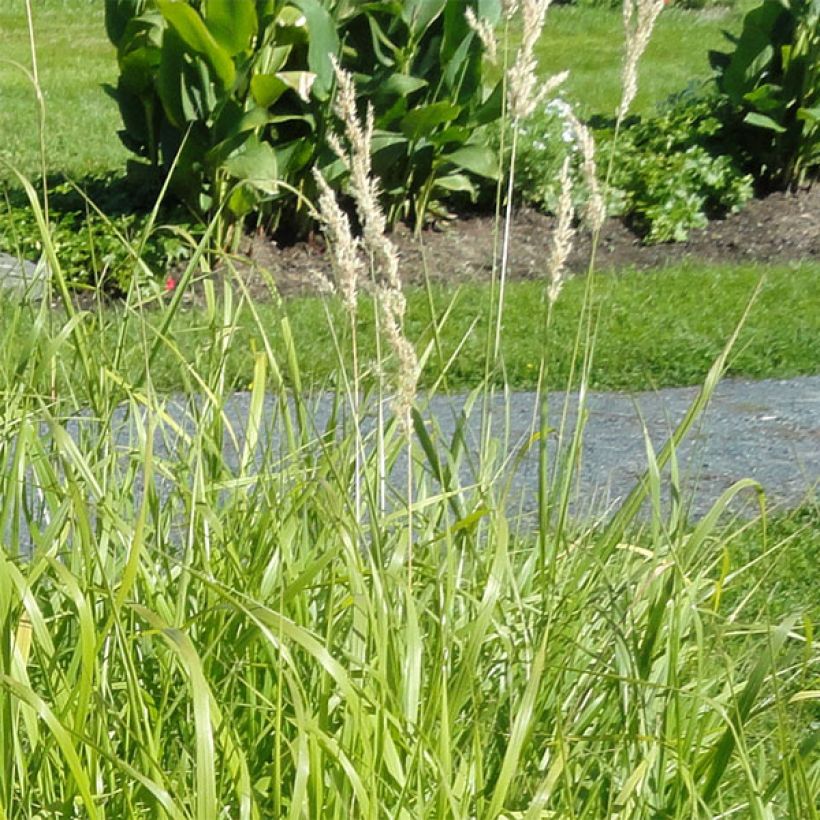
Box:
[50,375,820,523]
[6,376,818,556]
[0,252,48,299]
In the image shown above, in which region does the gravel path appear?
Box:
[103,375,820,521]
[6,375,818,555]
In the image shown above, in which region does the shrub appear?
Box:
[104,0,339,236]
[506,97,586,214]
[709,0,820,187]
[600,93,754,242]
[104,0,502,235]
[511,92,753,243]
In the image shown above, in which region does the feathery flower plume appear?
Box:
[502,0,521,19]
[565,111,605,233]
[547,158,575,304]
[619,0,665,121]
[330,59,400,293]
[507,0,552,119]
[378,285,420,435]
[312,168,363,316]
[330,60,419,433]
[465,7,498,64]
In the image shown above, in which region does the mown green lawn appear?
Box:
[532,3,755,117]
[0,0,129,181]
[3,260,816,396]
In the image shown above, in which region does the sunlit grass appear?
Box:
[0,0,128,180]
[499,3,756,117]
[2,260,816,396]
[0,1,817,815]
[0,244,817,814]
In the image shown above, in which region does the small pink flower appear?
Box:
[165,275,177,293]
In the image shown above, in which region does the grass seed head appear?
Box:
[379,284,419,436]
[547,157,575,304]
[465,7,498,64]
[329,59,417,430]
[312,168,363,316]
[566,111,606,233]
[619,0,666,120]
[508,0,553,119]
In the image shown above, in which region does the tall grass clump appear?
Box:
[0,1,817,817]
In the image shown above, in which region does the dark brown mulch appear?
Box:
[219,185,820,302]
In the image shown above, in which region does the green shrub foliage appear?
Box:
[511,93,753,243]
[602,95,754,242]
[104,0,502,233]
[0,175,196,294]
[710,0,820,187]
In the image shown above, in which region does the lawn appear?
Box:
[532,3,756,117]
[1,261,817,396]
[0,0,128,181]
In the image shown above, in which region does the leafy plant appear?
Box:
[511,92,753,243]
[603,94,754,242]
[335,0,502,226]
[709,0,820,186]
[104,0,503,236]
[105,0,335,238]
[504,97,584,213]
[0,176,196,293]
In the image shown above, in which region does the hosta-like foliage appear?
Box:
[335,0,502,226]
[104,0,502,233]
[710,0,820,187]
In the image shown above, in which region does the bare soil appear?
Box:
[232,185,819,301]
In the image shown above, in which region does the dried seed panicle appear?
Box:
[329,60,419,433]
[547,158,575,304]
[378,284,420,436]
[508,0,553,119]
[465,7,497,64]
[565,111,605,233]
[619,0,665,121]
[312,168,363,316]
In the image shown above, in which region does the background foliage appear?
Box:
[104,0,503,234]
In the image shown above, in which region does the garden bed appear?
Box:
[234,185,819,299]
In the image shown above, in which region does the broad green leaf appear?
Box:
[474,80,503,125]
[433,173,476,194]
[272,138,314,176]
[213,101,270,143]
[442,144,498,179]
[105,0,148,45]
[119,46,161,94]
[742,82,785,113]
[250,74,289,107]
[744,111,787,132]
[376,73,428,98]
[157,0,235,87]
[400,101,461,140]
[223,139,280,193]
[431,125,472,147]
[204,0,258,56]
[796,106,820,123]
[292,0,339,99]
[402,0,446,37]
[251,70,316,106]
